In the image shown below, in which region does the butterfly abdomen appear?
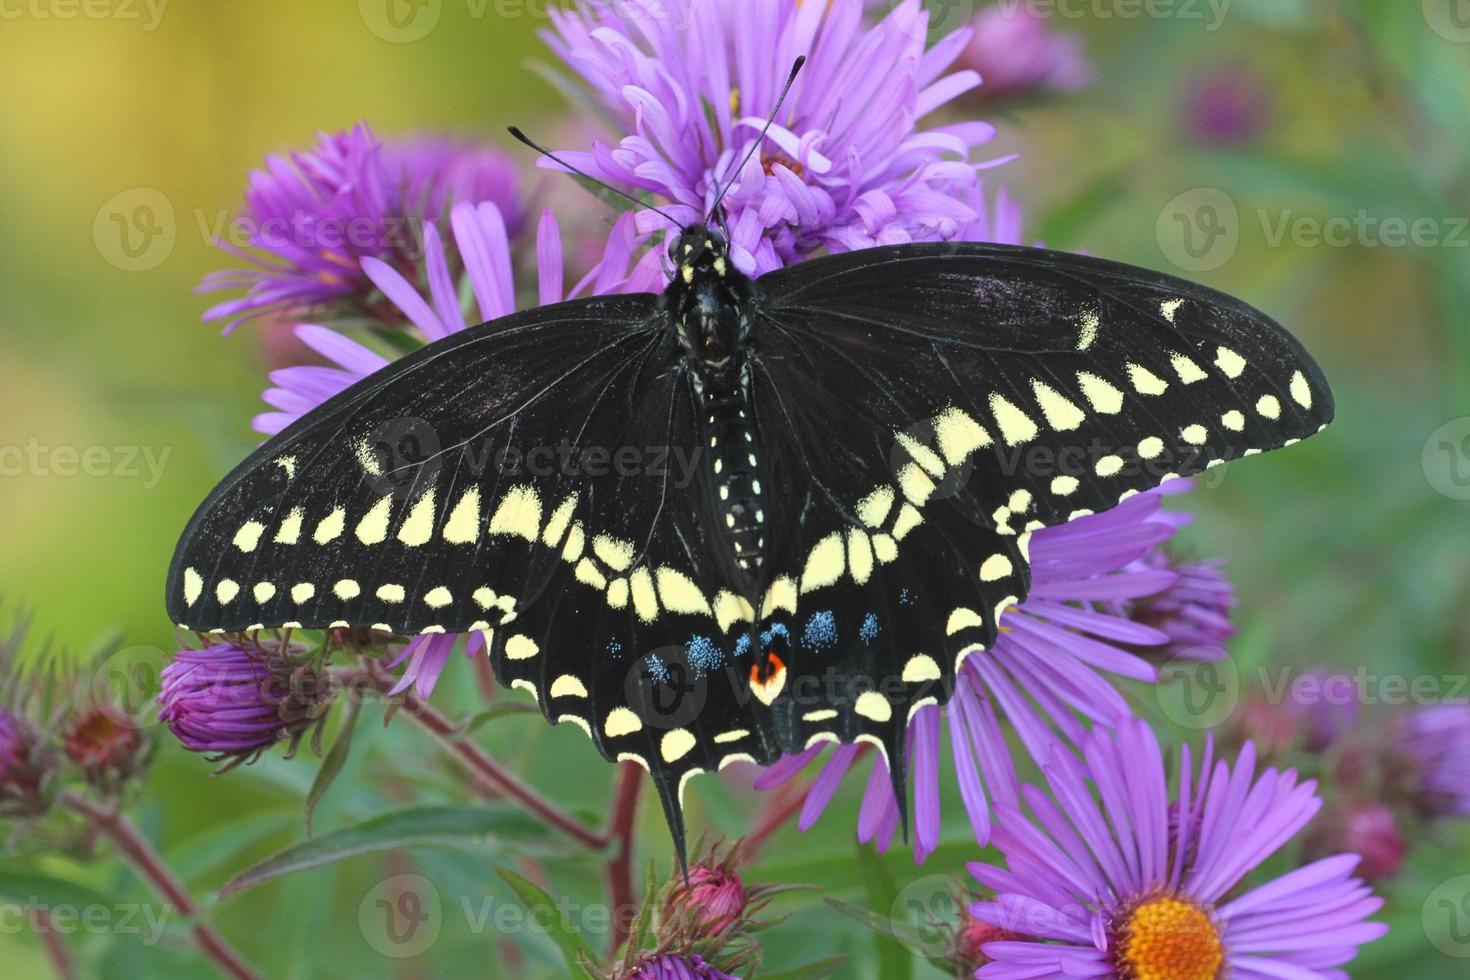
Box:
[699,363,767,576]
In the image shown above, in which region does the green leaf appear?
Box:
[305,698,361,835]
[0,871,111,911]
[460,701,541,733]
[759,955,850,979]
[494,867,597,979]
[220,805,544,897]
[854,843,911,980]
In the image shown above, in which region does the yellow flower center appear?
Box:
[1117,897,1223,980]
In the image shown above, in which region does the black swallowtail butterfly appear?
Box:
[167,222,1333,860]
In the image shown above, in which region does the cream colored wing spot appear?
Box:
[1051,475,1080,496]
[423,586,452,608]
[713,590,755,632]
[540,494,578,546]
[803,709,838,723]
[1170,352,1208,384]
[442,487,481,544]
[511,679,536,698]
[655,567,711,615]
[980,554,1013,582]
[606,578,630,610]
[575,559,607,590]
[854,691,893,723]
[1138,436,1165,460]
[891,504,923,541]
[592,534,635,572]
[933,406,991,465]
[1030,379,1086,431]
[398,488,438,547]
[488,485,542,542]
[856,486,895,528]
[1215,346,1247,379]
[902,654,942,683]
[355,496,393,545]
[183,568,203,607]
[291,582,315,604]
[660,728,697,763]
[800,533,846,594]
[1077,372,1124,414]
[1256,394,1282,420]
[1096,455,1125,477]
[872,533,898,563]
[1160,298,1184,323]
[275,456,297,479]
[505,634,540,661]
[897,463,936,507]
[216,579,239,605]
[604,707,643,738]
[846,530,875,585]
[749,657,788,706]
[314,506,346,545]
[713,729,749,744]
[989,393,1039,446]
[233,521,266,553]
[557,715,593,739]
[377,583,405,603]
[1077,307,1100,350]
[1127,363,1169,396]
[629,567,659,623]
[1289,371,1313,409]
[1221,410,1245,432]
[1181,424,1209,446]
[947,607,984,636]
[274,507,303,545]
[895,431,945,479]
[333,579,361,600]
[253,582,276,604]
[561,523,586,562]
[549,675,588,699]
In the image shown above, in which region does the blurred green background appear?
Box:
[1,0,1468,976]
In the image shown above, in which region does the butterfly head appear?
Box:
[669,224,731,282]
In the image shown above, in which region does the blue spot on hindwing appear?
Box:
[801,610,838,652]
[859,612,880,645]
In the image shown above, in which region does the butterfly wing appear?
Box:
[167,293,781,858]
[738,241,1333,808]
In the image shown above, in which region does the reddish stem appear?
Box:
[345,668,608,850]
[31,907,76,980]
[60,792,260,980]
[745,781,808,858]
[605,761,644,956]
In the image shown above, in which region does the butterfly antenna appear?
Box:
[507,126,685,230]
[706,56,807,223]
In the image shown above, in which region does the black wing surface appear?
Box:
[734,242,1332,813]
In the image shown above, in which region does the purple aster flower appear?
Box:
[0,705,51,815]
[255,202,656,437]
[198,124,524,333]
[756,489,1200,862]
[1305,801,1408,885]
[958,5,1092,102]
[623,954,739,980]
[543,0,1011,274]
[970,720,1388,979]
[1123,551,1236,662]
[1182,65,1270,146]
[1395,704,1470,819]
[158,643,333,767]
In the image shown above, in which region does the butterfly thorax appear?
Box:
[667,225,767,576]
